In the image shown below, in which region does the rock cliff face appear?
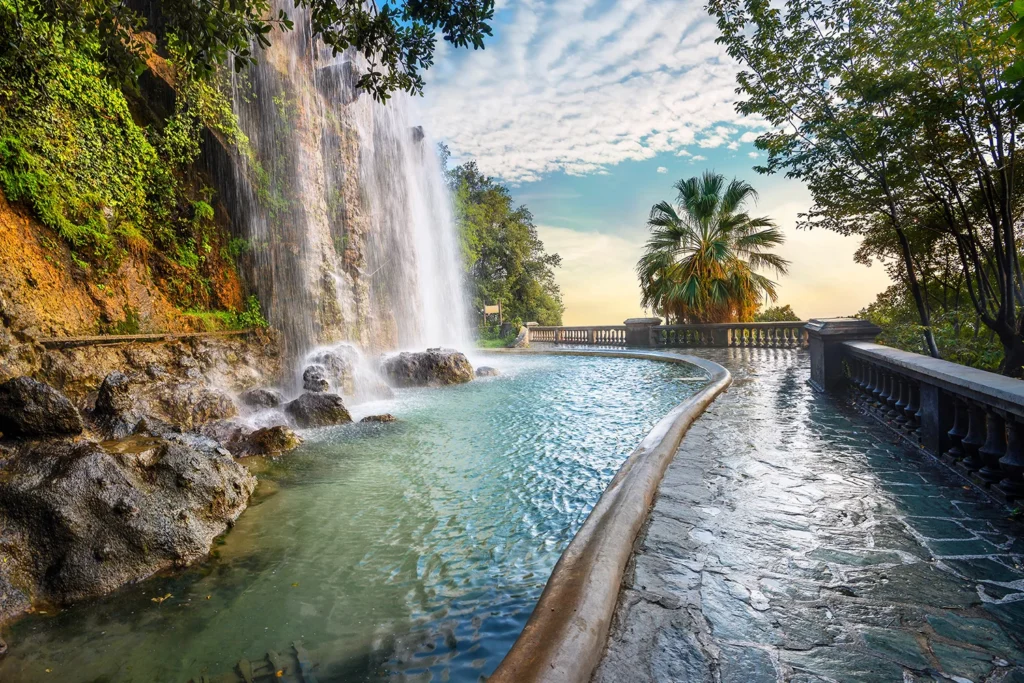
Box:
[0,192,244,341]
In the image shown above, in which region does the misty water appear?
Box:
[0,354,705,682]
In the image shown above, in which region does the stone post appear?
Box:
[624,317,662,347]
[806,318,881,393]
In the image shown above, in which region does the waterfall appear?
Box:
[213,6,470,382]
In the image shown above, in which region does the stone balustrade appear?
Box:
[808,318,1024,502]
[526,320,808,349]
[528,326,628,345]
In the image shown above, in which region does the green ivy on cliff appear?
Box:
[0,0,253,321]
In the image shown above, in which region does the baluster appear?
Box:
[876,370,892,417]
[977,409,1006,485]
[891,377,908,423]
[960,403,987,472]
[870,366,884,408]
[998,415,1024,499]
[904,381,920,434]
[944,398,969,462]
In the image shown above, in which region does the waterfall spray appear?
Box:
[213,5,470,389]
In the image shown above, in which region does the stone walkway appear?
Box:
[594,348,1024,683]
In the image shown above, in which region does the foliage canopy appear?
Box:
[442,149,564,328]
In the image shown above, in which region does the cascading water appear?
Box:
[213,5,470,386]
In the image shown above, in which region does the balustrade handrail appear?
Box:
[527,321,809,348]
[843,341,1024,419]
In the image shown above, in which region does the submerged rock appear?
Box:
[0,376,83,438]
[381,349,474,387]
[302,365,330,393]
[475,366,500,377]
[285,392,352,428]
[0,436,255,606]
[239,387,283,410]
[361,414,397,423]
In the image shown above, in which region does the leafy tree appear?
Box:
[6,0,494,100]
[754,304,800,322]
[636,172,789,324]
[442,150,564,327]
[709,0,1024,374]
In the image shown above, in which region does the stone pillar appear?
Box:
[805,318,881,393]
[624,317,662,347]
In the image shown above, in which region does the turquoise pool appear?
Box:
[0,353,704,682]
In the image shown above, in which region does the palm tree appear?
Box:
[637,171,789,323]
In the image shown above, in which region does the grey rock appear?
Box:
[285,393,352,428]
[475,366,500,377]
[0,376,83,438]
[239,387,283,409]
[361,414,397,423]
[0,436,254,606]
[231,425,302,457]
[381,348,474,387]
[302,365,330,393]
[92,371,140,439]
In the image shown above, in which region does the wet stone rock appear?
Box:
[0,436,254,606]
[233,426,302,457]
[0,376,83,438]
[307,349,355,394]
[381,348,474,387]
[475,366,500,377]
[302,365,330,393]
[361,414,396,423]
[239,387,283,409]
[285,392,352,428]
[91,371,140,439]
[151,382,237,430]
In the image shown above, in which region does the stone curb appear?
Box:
[481,348,732,683]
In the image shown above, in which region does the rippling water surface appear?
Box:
[0,354,704,683]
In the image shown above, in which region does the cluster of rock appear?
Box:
[0,376,255,628]
[0,343,485,634]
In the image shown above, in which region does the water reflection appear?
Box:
[0,355,703,683]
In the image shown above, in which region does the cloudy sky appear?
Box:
[419,0,891,325]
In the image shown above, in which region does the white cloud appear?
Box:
[748,152,760,158]
[420,0,762,182]
[656,166,668,174]
[727,141,739,151]
[691,154,707,161]
[739,131,759,143]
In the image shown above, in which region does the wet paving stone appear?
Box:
[594,349,1024,683]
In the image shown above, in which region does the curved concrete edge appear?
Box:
[481,348,731,683]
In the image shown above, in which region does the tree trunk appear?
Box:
[999,334,1024,378]
[894,227,940,358]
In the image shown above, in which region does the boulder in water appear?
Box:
[233,426,302,457]
[285,393,352,428]
[302,365,330,393]
[0,436,255,605]
[475,366,500,377]
[381,349,474,387]
[360,414,397,423]
[0,376,83,438]
[239,387,283,409]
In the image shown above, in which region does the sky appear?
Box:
[418,0,892,325]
